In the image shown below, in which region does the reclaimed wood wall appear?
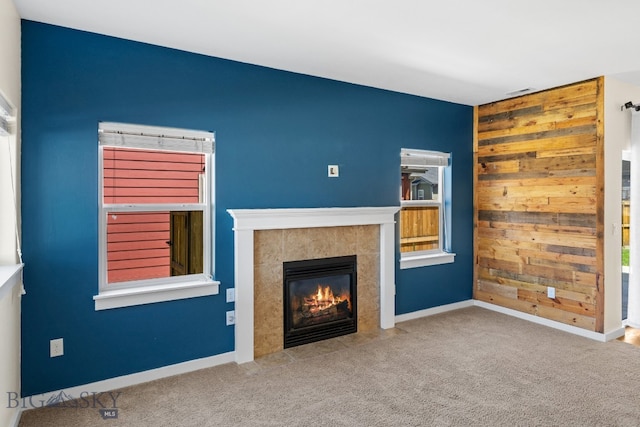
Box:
[474,78,605,332]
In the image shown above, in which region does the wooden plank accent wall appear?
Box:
[474,78,605,332]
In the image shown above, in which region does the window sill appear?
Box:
[0,263,24,300]
[93,279,220,310]
[400,252,455,269]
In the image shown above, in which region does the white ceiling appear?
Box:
[12,0,640,106]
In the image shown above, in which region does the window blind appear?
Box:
[99,122,214,154]
[401,148,450,169]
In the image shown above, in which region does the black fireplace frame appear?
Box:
[283,255,357,348]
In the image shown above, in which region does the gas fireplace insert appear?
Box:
[283,255,357,348]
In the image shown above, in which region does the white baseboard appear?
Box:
[395,299,626,343]
[625,319,640,329]
[18,297,629,415]
[474,300,625,342]
[395,300,475,323]
[604,326,627,341]
[22,351,235,409]
[9,408,21,427]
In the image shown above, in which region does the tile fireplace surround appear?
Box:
[227,207,399,363]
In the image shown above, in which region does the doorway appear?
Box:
[622,154,630,321]
[169,211,203,276]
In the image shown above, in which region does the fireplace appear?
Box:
[283,255,357,348]
[227,207,398,363]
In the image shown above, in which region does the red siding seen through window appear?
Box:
[103,147,203,204]
[104,147,204,284]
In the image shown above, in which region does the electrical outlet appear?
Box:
[226,310,235,326]
[50,338,64,357]
[226,288,235,303]
[547,286,556,299]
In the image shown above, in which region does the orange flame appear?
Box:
[304,284,350,313]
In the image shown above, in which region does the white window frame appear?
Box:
[400,148,455,269]
[0,90,22,269]
[94,122,219,310]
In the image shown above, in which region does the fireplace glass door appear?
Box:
[283,255,357,348]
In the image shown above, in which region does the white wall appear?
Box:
[0,282,22,426]
[603,76,640,333]
[0,0,22,425]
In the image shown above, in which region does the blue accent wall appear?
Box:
[21,20,473,395]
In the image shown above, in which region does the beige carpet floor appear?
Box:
[18,307,640,426]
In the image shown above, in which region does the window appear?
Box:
[0,90,21,273]
[399,148,455,269]
[94,122,219,310]
[0,90,16,137]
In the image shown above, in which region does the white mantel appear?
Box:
[227,207,399,363]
